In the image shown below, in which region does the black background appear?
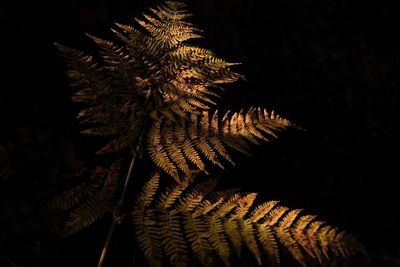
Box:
[0,0,399,266]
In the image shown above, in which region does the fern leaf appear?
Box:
[148,109,295,179]
[183,213,214,266]
[156,176,191,209]
[166,133,191,175]
[133,208,162,267]
[258,223,280,267]
[57,2,363,267]
[135,172,161,208]
[291,214,322,262]
[226,220,244,258]
[250,201,279,223]
[96,134,130,155]
[230,193,257,220]
[160,210,190,266]
[275,209,306,266]
[182,140,207,173]
[307,220,327,259]
[209,111,234,164]
[176,179,217,212]
[148,121,179,180]
[85,33,136,88]
[49,166,104,212]
[240,220,262,265]
[64,162,120,234]
[193,192,227,217]
[208,215,231,266]
[197,137,224,169]
[134,177,364,267]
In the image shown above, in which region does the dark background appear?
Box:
[0,0,399,266]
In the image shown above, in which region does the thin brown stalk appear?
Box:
[97,133,143,267]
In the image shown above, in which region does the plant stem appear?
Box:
[97,220,117,267]
[97,142,141,267]
[120,152,138,203]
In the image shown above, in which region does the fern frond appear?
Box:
[49,166,104,212]
[135,171,161,209]
[63,162,121,234]
[58,0,245,158]
[182,140,207,174]
[275,209,306,266]
[222,107,294,146]
[257,223,280,267]
[134,1,240,117]
[240,219,262,265]
[133,208,163,267]
[183,213,214,266]
[56,2,363,267]
[138,4,201,47]
[148,120,180,181]
[156,175,192,209]
[208,215,231,266]
[224,219,241,257]
[133,172,162,267]
[134,176,364,267]
[56,41,145,155]
[55,44,109,104]
[159,210,190,266]
[176,179,217,212]
[148,108,295,178]
[85,33,136,88]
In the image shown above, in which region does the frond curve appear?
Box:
[57,0,245,157]
[52,162,121,235]
[147,108,296,179]
[133,175,364,267]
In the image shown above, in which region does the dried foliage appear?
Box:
[53,1,365,266]
[134,173,363,267]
